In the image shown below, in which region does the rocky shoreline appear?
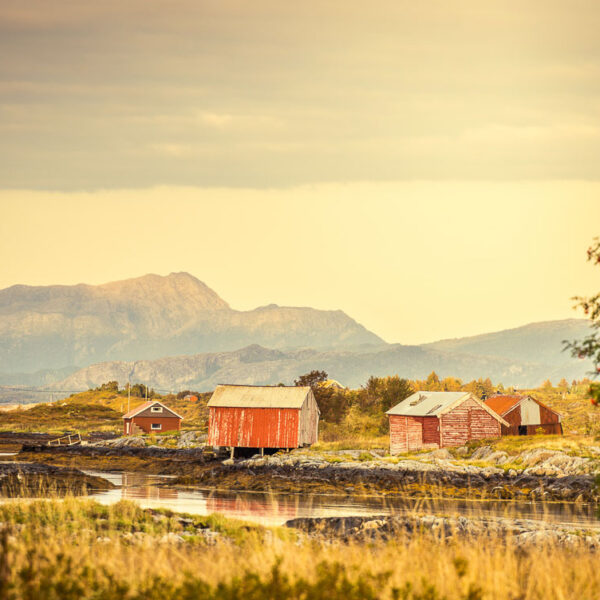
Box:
[285,513,600,548]
[11,441,600,503]
[175,447,600,502]
[0,462,115,497]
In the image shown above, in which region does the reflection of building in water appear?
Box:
[206,494,303,520]
[121,473,178,501]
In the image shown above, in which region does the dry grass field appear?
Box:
[0,497,599,600]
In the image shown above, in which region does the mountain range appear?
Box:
[0,273,594,395]
[0,272,381,374]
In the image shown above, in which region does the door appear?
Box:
[407,418,423,451]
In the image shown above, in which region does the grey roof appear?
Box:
[386,391,509,426]
[386,391,471,417]
[208,385,311,409]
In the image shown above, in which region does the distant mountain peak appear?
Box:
[96,272,230,310]
[0,273,382,374]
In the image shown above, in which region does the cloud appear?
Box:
[1,1,599,189]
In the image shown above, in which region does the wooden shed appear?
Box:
[207,385,320,454]
[122,400,183,435]
[485,395,563,436]
[386,391,508,454]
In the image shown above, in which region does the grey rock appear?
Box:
[470,446,493,460]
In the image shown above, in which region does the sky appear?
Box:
[1,2,599,344]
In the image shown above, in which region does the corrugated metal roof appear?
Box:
[386,392,469,416]
[485,395,522,416]
[485,394,562,418]
[208,385,311,409]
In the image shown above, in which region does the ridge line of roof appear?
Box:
[215,383,309,388]
[122,399,184,420]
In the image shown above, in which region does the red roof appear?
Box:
[122,401,155,419]
[122,400,183,420]
[484,395,522,416]
[485,394,562,418]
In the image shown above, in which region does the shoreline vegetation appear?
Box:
[0,383,598,598]
[7,434,600,503]
[0,497,599,599]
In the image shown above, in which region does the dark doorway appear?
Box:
[518,426,527,436]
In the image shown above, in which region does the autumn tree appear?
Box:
[358,375,413,413]
[294,370,350,423]
[463,377,494,399]
[425,371,441,391]
[440,376,463,391]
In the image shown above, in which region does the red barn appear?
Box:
[387,391,508,454]
[207,385,320,453]
[485,394,563,436]
[122,401,183,435]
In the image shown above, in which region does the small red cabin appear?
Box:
[485,395,562,436]
[387,391,508,454]
[122,401,183,435]
[207,384,320,451]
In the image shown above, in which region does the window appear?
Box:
[151,423,162,430]
[151,406,163,413]
[410,394,427,406]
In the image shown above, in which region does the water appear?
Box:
[81,470,600,528]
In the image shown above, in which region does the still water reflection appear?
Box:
[85,470,600,528]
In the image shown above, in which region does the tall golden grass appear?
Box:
[0,496,598,599]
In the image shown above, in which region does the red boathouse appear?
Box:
[485,394,563,436]
[207,385,320,452]
[387,391,508,454]
[122,400,183,435]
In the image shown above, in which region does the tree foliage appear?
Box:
[564,237,600,403]
[121,383,156,399]
[294,370,328,389]
[95,381,119,393]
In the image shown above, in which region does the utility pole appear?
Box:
[127,381,131,414]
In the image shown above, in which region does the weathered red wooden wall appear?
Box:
[208,407,300,448]
[501,405,521,435]
[499,402,561,436]
[539,404,561,425]
[440,399,500,447]
[124,416,181,435]
[389,415,439,454]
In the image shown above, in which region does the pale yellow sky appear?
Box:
[1,3,599,345]
[1,1,600,188]
[1,185,598,344]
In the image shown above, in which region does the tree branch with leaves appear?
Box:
[564,237,600,404]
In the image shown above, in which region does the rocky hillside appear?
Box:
[425,319,592,366]
[0,273,383,374]
[53,335,593,392]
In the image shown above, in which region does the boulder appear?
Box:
[485,451,509,465]
[177,431,208,449]
[470,446,493,460]
[430,448,452,460]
